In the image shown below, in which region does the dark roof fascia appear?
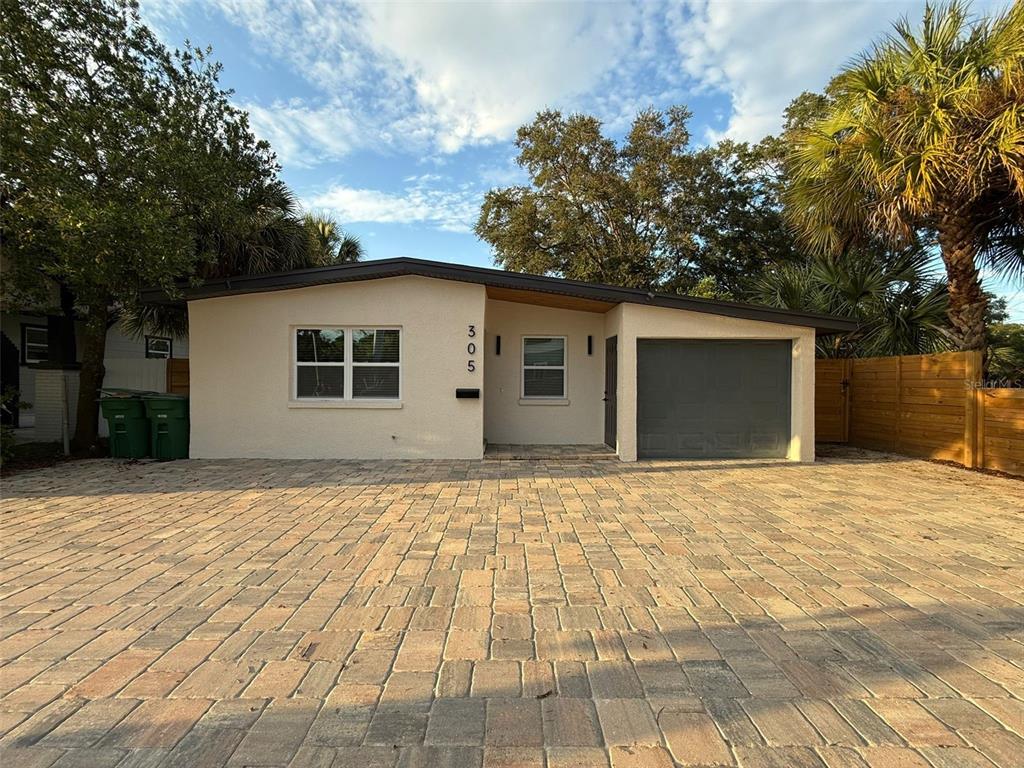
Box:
[140,257,858,334]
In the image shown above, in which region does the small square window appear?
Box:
[145,336,172,359]
[523,337,566,398]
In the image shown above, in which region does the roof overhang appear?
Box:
[140,257,858,335]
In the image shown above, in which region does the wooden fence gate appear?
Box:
[166,358,190,396]
[815,351,1023,476]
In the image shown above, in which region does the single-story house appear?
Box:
[143,258,855,461]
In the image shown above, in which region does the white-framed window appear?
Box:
[294,327,401,401]
[21,324,48,364]
[522,336,566,399]
[145,336,173,359]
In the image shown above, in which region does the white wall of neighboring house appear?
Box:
[104,320,189,360]
[1,313,45,414]
[1,312,188,440]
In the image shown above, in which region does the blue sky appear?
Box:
[142,0,1021,320]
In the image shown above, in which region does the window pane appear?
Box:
[353,366,400,398]
[524,337,564,366]
[26,344,48,361]
[26,327,47,345]
[524,369,565,398]
[297,329,344,362]
[353,329,400,363]
[146,338,171,358]
[24,327,48,362]
[297,365,344,398]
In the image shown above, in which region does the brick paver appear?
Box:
[1,449,1022,767]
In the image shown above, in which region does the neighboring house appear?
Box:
[0,311,187,438]
[144,258,854,461]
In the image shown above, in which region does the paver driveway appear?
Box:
[1,451,1023,768]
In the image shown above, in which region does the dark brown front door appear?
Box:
[604,336,617,448]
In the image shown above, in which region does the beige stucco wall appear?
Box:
[611,303,816,463]
[188,276,486,459]
[483,299,606,445]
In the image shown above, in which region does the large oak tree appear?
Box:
[2,0,280,449]
[476,107,799,295]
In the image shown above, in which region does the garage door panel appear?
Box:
[751,431,785,452]
[677,432,707,452]
[637,340,791,459]
[750,400,784,420]
[712,431,746,453]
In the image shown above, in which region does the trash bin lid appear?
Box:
[141,393,188,400]
[100,388,159,398]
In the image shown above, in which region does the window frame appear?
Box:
[292,326,402,402]
[145,335,173,359]
[521,335,567,400]
[21,323,48,364]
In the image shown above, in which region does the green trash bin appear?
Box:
[100,394,151,458]
[143,394,189,460]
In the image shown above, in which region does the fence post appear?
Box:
[975,386,986,471]
[964,350,983,469]
[894,355,903,453]
[842,357,852,443]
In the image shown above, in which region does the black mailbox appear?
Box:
[455,388,480,399]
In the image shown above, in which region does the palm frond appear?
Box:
[784,0,1024,296]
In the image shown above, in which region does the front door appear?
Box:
[604,336,617,448]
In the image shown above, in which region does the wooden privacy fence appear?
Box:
[816,351,1024,476]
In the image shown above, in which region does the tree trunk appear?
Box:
[937,215,987,351]
[48,282,78,366]
[72,302,109,453]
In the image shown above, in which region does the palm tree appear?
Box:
[785,2,1024,351]
[199,181,311,279]
[125,186,363,336]
[748,247,951,358]
[302,212,363,265]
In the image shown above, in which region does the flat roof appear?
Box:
[140,257,857,334]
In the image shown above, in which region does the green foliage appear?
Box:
[0,388,27,466]
[123,202,363,338]
[476,107,800,295]
[1,0,280,307]
[0,426,13,467]
[784,2,1024,349]
[988,323,1024,385]
[688,276,734,301]
[748,247,951,357]
[302,212,363,266]
[1,0,283,448]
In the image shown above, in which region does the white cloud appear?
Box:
[142,0,1009,166]
[241,100,360,167]
[358,2,639,152]
[141,0,682,161]
[309,177,482,233]
[671,0,1002,143]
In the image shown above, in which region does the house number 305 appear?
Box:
[467,325,477,372]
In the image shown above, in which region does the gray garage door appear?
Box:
[637,339,792,458]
